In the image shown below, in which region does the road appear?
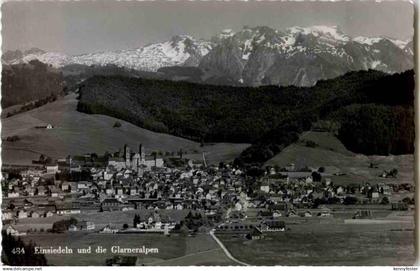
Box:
[209,229,250,266]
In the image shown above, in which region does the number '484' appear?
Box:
[12,247,25,254]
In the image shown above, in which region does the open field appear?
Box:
[218,215,415,266]
[2,94,249,165]
[150,248,235,266]
[265,131,414,184]
[149,233,236,266]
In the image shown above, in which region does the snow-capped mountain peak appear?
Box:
[287,25,350,42]
[199,25,413,87]
[219,29,235,39]
[3,25,413,88]
[3,35,214,72]
[352,36,409,49]
[352,36,383,46]
[9,50,69,68]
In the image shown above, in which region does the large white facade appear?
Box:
[108,144,164,172]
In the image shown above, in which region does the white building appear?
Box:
[46,164,59,174]
[107,144,164,172]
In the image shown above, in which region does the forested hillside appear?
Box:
[77,69,414,165]
[2,60,65,108]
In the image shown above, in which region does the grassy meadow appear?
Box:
[2,94,249,166]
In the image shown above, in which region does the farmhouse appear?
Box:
[68,224,78,232]
[2,210,14,220]
[56,203,81,215]
[7,191,20,198]
[37,186,46,196]
[391,202,408,211]
[17,209,28,219]
[101,198,123,212]
[247,227,264,240]
[46,164,59,174]
[30,210,42,218]
[257,210,273,220]
[317,206,332,217]
[258,220,286,232]
[216,221,257,234]
[79,221,95,231]
[353,210,373,219]
[100,225,119,234]
[5,225,27,236]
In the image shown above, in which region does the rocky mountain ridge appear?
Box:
[3,25,413,87]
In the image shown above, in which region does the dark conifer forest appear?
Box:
[77,69,414,165]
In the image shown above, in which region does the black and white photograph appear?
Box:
[0,0,417,267]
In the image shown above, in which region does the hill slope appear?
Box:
[1,94,249,165]
[265,131,414,184]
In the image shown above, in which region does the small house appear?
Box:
[79,221,95,231]
[46,164,59,174]
[17,209,28,219]
[5,225,26,236]
[100,225,119,234]
[391,202,408,211]
[30,210,41,218]
[353,210,373,219]
[68,224,78,232]
[259,220,286,232]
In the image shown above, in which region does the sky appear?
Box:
[2,0,415,55]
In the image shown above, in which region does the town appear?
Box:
[2,142,414,241]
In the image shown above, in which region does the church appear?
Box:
[107,144,164,172]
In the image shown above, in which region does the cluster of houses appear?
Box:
[1,143,413,238]
[254,173,398,208]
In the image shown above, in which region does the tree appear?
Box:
[52,217,78,233]
[133,214,141,227]
[246,167,265,178]
[402,197,414,205]
[343,196,358,205]
[389,168,398,178]
[311,171,322,182]
[45,157,53,164]
[381,197,390,205]
[103,151,112,160]
[123,223,129,229]
[39,154,45,162]
[305,140,318,148]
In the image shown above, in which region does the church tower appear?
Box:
[139,144,145,162]
[124,144,131,168]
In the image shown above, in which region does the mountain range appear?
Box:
[3,25,413,87]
